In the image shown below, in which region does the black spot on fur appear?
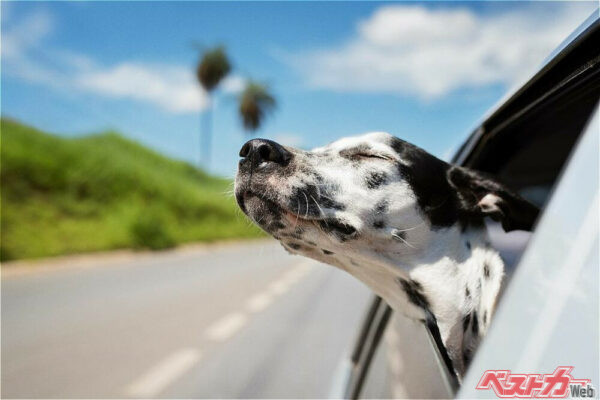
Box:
[471,312,479,336]
[322,249,334,255]
[373,220,385,229]
[319,219,357,240]
[483,311,488,325]
[397,278,430,310]
[462,314,471,332]
[466,241,471,250]
[365,171,388,189]
[288,243,302,250]
[375,200,388,214]
[306,241,316,246]
[320,195,345,211]
[465,286,471,299]
[267,221,286,231]
[484,263,490,278]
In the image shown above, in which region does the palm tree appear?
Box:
[238,81,276,132]
[196,45,231,169]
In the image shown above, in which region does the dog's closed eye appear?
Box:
[340,146,392,161]
[353,153,390,161]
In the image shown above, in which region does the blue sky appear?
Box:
[1,1,596,177]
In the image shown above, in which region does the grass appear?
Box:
[0,117,263,261]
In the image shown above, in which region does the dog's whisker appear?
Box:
[394,221,426,232]
[309,194,325,219]
[292,198,300,230]
[301,190,310,219]
[310,188,337,203]
[391,230,416,249]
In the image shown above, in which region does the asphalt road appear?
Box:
[1,240,372,398]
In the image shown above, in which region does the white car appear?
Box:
[335,10,600,399]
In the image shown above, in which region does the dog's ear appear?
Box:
[447,166,540,232]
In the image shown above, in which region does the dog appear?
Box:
[234,132,539,378]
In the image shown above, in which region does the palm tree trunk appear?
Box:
[201,106,212,170]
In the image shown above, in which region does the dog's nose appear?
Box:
[239,139,291,165]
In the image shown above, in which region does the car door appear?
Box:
[339,11,599,400]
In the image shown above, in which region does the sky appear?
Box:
[1,1,596,177]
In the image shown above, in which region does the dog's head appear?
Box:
[234,132,538,270]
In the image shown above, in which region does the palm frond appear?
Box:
[239,81,276,131]
[196,46,231,92]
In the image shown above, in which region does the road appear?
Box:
[1,240,372,398]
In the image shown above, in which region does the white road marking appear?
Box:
[125,348,200,398]
[123,261,317,398]
[205,312,248,342]
[247,262,314,312]
[268,279,291,295]
[267,261,315,295]
[246,292,274,313]
[281,267,309,284]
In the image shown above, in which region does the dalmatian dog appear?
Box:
[234,132,539,378]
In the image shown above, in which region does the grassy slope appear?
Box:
[0,118,262,261]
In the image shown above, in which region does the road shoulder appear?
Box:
[1,238,274,278]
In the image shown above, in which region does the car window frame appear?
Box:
[341,11,600,400]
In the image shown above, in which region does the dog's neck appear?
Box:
[343,224,504,377]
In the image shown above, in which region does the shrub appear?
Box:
[1,118,263,260]
[130,212,176,250]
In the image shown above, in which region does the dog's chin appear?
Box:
[237,191,278,219]
[237,191,320,235]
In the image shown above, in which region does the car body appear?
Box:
[334,10,600,399]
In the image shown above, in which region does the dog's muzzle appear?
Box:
[235,139,292,215]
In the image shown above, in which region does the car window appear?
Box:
[347,16,599,399]
[459,110,599,398]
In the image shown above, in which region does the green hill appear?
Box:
[0,118,262,261]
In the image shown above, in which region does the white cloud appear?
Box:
[221,75,246,94]
[293,3,595,99]
[1,9,53,59]
[2,10,210,113]
[76,63,208,113]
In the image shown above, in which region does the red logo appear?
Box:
[476,366,594,398]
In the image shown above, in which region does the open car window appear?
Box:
[459,108,599,399]
[345,12,599,400]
